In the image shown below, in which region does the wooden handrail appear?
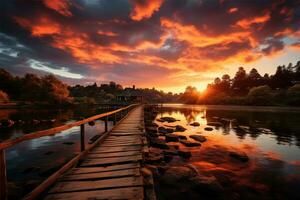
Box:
[0,104,138,151]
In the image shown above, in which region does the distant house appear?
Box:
[116,85,143,103]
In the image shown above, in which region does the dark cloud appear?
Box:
[0,0,300,91]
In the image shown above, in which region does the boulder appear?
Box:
[190,122,200,126]
[190,175,223,192]
[178,150,192,159]
[204,127,213,131]
[165,133,179,142]
[229,151,249,162]
[163,149,178,155]
[147,132,159,138]
[190,135,207,142]
[159,117,178,123]
[180,140,201,147]
[176,134,187,140]
[149,138,169,149]
[175,125,187,132]
[158,126,174,134]
[160,166,197,184]
[146,126,157,133]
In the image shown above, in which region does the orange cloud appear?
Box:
[161,18,250,48]
[97,30,118,37]
[236,12,270,29]
[228,7,238,14]
[14,16,61,37]
[43,0,72,17]
[130,0,164,21]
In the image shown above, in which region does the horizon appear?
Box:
[1,0,300,93]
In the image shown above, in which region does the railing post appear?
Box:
[80,124,85,152]
[105,116,108,132]
[0,149,7,200]
[113,113,117,125]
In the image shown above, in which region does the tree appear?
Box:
[232,67,248,95]
[0,90,9,103]
[247,85,273,105]
[21,73,43,101]
[41,74,71,104]
[287,84,300,106]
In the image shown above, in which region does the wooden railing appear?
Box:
[0,104,139,200]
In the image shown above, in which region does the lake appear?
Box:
[1,104,300,199]
[0,106,119,199]
[152,104,300,199]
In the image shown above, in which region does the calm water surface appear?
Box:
[155,104,300,199]
[0,106,118,198]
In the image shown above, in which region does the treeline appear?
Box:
[0,68,180,105]
[0,69,70,104]
[181,61,300,106]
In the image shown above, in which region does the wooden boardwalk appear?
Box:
[43,105,149,200]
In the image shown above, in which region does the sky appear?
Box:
[0,0,300,93]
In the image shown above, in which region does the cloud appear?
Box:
[43,0,72,17]
[0,0,300,92]
[129,0,164,21]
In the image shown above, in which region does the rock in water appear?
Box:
[159,117,178,123]
[158,126,174,134]
[190,122,200,126]
[175,125,187,132]
[204,127,213,131]
[146,126,158,133]
[176,134,187,140]
[165,133,179,142]
[180,140,201,147]
[178,150,192,159]
[149,138,169,149]
[229,151,249,162]
[190,135,207,142]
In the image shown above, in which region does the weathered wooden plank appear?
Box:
[48,176,143,193]
[86,151,141,159]
[100,143,142,147]
[81,155,142,167]
[61,168,140,181]
[44,187,144,200]
[92,146,142,153]
[67,163,140,175]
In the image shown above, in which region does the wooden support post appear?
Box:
[105,116,108,132]
[80,124,85,152]
[113,113,117,125]
[0,149,7,200]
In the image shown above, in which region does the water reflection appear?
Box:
[154,104,300,199]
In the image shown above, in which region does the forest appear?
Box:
[1,60,300,106]
[181,61,300,106]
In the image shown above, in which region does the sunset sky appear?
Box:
[1,0,300,93]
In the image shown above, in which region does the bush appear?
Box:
[287,84,300,106]
[0,90,9,103]
[246,85,273,105]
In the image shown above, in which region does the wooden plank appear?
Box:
[44,187,144,200]
[48,176,143,193]
[100,143,142,147]
[80,155,142,167]
[60,168,140,181]
[67,163,140,175]
[86,151,141,159]
[92,146,142,153]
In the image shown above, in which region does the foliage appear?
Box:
[246,85,273,105]
[287,84,300,106]
[0,90,9,103]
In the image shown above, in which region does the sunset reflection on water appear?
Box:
[155,104,300,199]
